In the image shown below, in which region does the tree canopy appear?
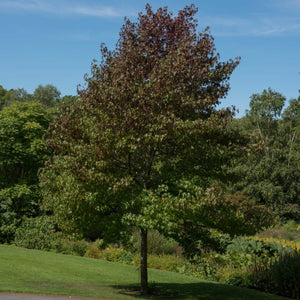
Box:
[229,89,300,219]
[33,84,61,107]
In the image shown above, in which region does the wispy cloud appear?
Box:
[70,6,120,17]
[0,0,133,17]
[0,0,52,12]
[199,14,300,37]
[251,22,300,36]
[1,0,299,36]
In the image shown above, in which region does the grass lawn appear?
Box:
[0,245,289,300]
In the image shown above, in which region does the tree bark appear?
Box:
[140,227,148,295]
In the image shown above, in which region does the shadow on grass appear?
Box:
[112,282,283,300]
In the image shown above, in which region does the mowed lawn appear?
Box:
[0,245,289,300]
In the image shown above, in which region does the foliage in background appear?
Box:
[129,229,180,255]
[268,251,300,298]
[14,216,56,250]
[0,102,51,242]
[229,89,300,219]
[33,85,61,107]
[0,84,79,243]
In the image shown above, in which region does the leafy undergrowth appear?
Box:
[0,244,288,300]
[250,236,300,251]
[255,220,300,243]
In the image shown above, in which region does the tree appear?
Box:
[0,102,50,242]
[246,88,286,140]
[1,88,32,108]
[230,90,300,219]
[0,85,6,109]
[282,96,300,160]
[33,84,61,107]
[41,4,268,294]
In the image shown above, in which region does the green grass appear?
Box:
[0,245,288,300]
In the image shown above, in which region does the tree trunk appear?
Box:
[140,228,148,295]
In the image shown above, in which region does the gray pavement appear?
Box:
[0,293,111,300]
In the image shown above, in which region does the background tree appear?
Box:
[41,4,269,294]
[0,102,50,242]
[33,84,61,107]
[282,96,300,169]
[229,89,300,219]
[246,88,285,140]
[0,85,6,109]
[1,88,33,108]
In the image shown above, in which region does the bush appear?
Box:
[13,216,88,256]
[84,242,134,263]
[85,243,102,259]
[93,239,106,250]
[147,254,186,272]
[130,229,179,255]
[270,251,300,299]
[99,247,132,263]
[224,249,300,299]
[227,236,287,257]
[49,238,87,256]
[68,240,88,256]
[246,258,273,291]
[0,221,17,244]
[14,216,56,250]
[221,267,253,287]
[255,220,300,242]
[119,252,134,264]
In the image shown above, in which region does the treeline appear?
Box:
[0,84,78,243]
[0,83,299,245]
[0,84,78,109]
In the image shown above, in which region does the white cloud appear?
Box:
[0,0,131,17]
[198,15,300,37]
[0,0,52,12]
[251,23,300,36]
[70,6,120,17]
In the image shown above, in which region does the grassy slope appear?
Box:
[0,245,288,300]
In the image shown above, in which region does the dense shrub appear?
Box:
[255,220,300,243]
[218,241,300,299]
[270,251,300,299]
[85,243,134,264]
[84,243,186,272]
[250,235,300,251]
[0,218,17,244]
[64,240,88,256]
[85,243,102,259]
[227,236,284,256]
[14,216,56,250]
[180,255,219,280]
[14,216,88,256]
[99,247,131,263]
[130,229,179,255]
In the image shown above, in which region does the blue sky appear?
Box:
[0,0,299,116]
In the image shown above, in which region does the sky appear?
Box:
[0,0,299,116]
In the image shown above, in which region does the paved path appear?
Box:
[0,293,111,300]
